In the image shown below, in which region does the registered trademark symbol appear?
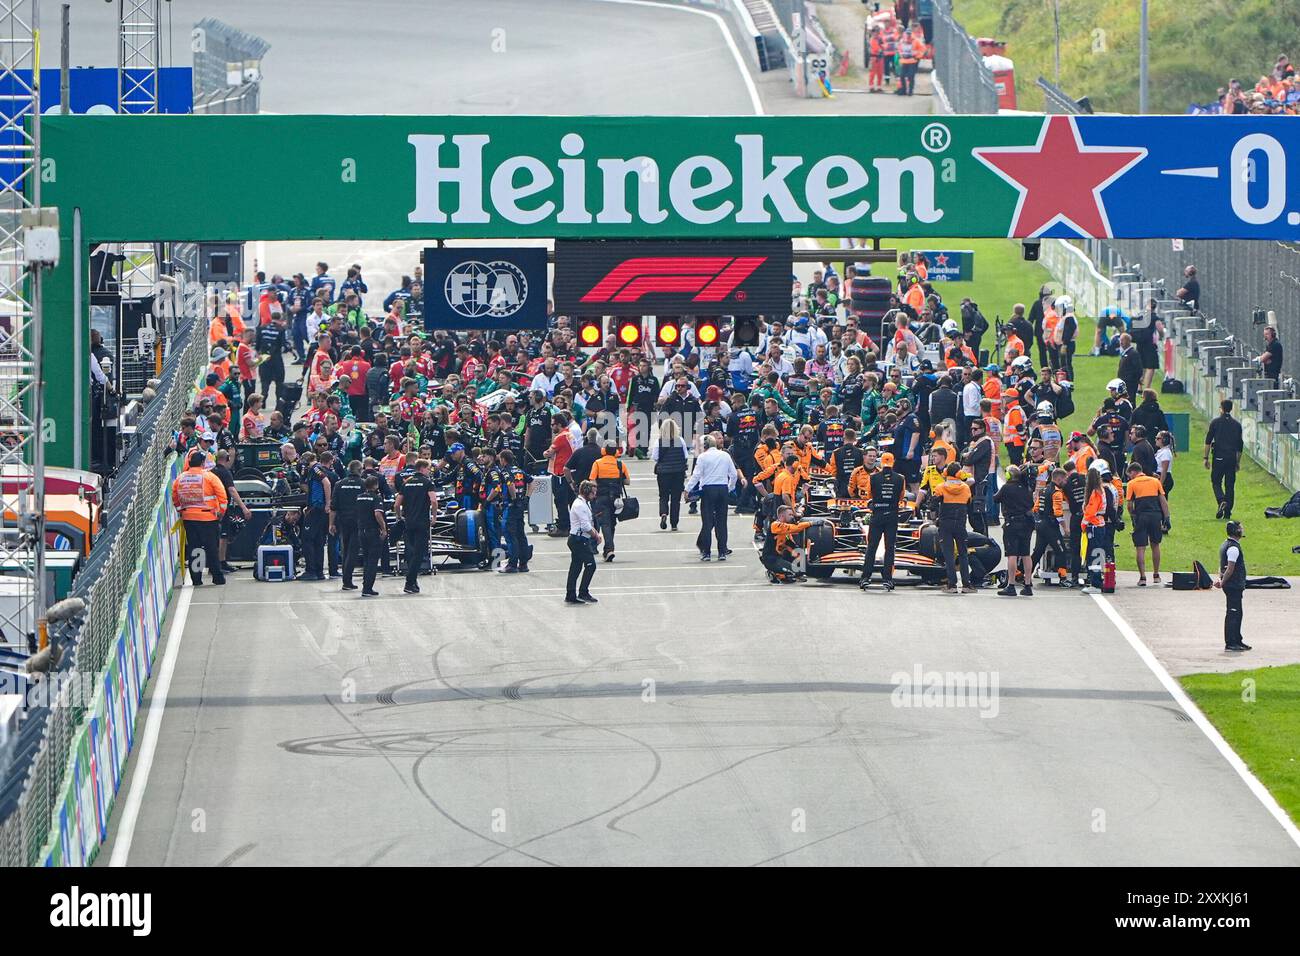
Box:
[921,123,951,154]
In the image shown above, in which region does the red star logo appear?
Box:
[972,115,1146,239]
[934,253,949,267]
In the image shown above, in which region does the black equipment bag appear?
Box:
[615,497,640,522]
[277,379,304,418]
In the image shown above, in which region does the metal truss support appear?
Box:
[0,0,41,657]
[118,0,160,115]
[118,0,163,396]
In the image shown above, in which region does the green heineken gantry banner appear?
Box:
[37,112,1300,467]
[40,113,1300,242]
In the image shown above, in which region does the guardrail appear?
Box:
[191,18,270,95]
[1037,75,1090,114]
[660,0,787,74]
[931,0,998,114]
[0,314,206,867]
[192,81,260,114]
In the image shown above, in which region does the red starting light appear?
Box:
[617,317,643,346]
[695,318,719,346]
[656,317,681,347]
[578,318,603,346]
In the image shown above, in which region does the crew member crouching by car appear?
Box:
[762,503,827,584]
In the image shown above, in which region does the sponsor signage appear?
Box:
[421,246,547,331]
[42,114,1300,243]
[910,249,974,282]
[39,460,181,866]
[553,240,793,316]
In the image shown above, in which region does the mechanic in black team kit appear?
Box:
[353,476,387,597]
[331,461,364,590]
[394,458,439,594]
[831,428,865,499]
[858,452,906,591]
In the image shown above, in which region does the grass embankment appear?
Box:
[953,0,1300,114]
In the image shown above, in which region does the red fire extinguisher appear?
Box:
[1102,559,1117,593]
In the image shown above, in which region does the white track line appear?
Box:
[585,0,765,116]
[1091,593,1300,850]
[108,585,195,867]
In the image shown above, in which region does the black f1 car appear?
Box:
[228,462,493,570]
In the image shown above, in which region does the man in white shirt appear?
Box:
[305,301,328,340]
[658,372,701,402]
[530,357,564,396]
[687,434,739,561]
[764,343,794,379]
[564,480,600,605]
[960,367,984,447]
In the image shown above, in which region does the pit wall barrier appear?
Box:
[39,459,181,866]
[1042,237,1300,494]
[660,0,786,76]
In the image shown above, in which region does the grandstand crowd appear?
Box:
[1202,54,1299,114]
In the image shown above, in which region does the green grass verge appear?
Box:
[1181,664,1300,826]
[953,0,1300,115]
[814,236,1299,575]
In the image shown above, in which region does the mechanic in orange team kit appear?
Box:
[934,462,976,594]
[762,502,826,584]
[1125,460,1171,586]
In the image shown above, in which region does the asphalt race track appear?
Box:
[102,457,1300,866]
[93,1,1300,866]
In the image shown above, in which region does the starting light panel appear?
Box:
[578,317,603,346]
[616,317,643,346]
[733,316,760,347]
[655,317,681,347]
[695,317,719,346]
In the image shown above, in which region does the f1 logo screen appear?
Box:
[554,240,792,316]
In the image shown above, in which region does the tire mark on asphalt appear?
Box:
[216,842,257,867]
[749,817,887,867]
[604,710,847,836]
[426,640,664,867]
[360,837,403,867]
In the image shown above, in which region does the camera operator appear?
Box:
[960,299,989,357]
[89,329,118,471]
